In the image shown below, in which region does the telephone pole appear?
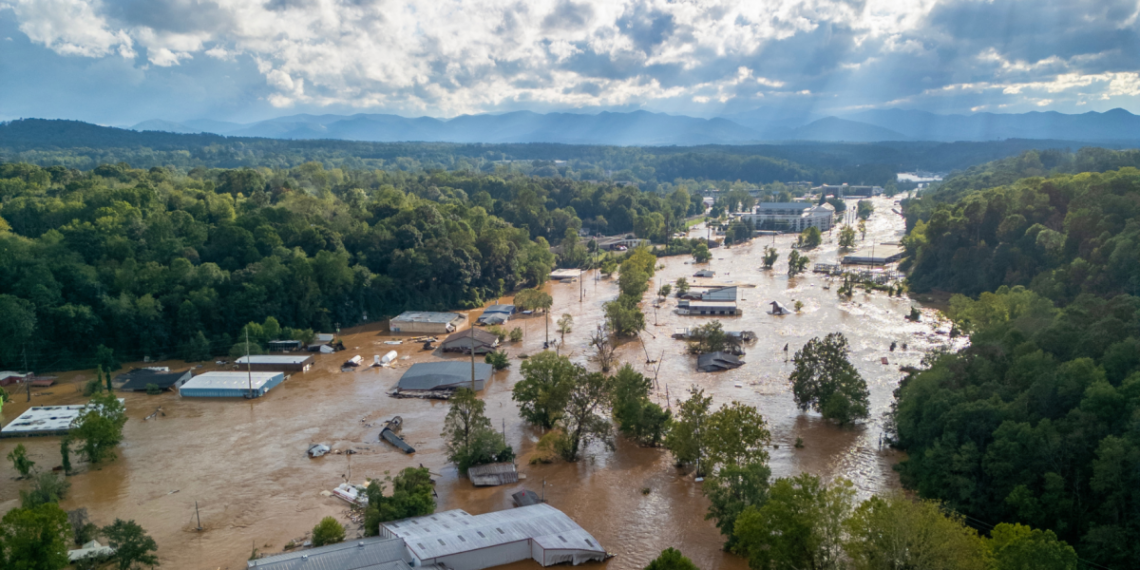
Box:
[245,329,253,399]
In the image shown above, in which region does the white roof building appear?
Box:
[380,504,605,570]
[1,400,125,438]
[179,371,285,398]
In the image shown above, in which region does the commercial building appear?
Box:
[179,371,285,398]
[676,300,741,316]
[815,183,883,198]
[235,355,314,373]
[841,245,905,265]
[390,312,466,335]
[116,368,193,392]
[379,504,606,570]
[737,202,835,233]
[440,329,499,355]
[396,362,493,393]
[267,340,304,352]
[1,400,125,438]
[476,305,515,326]
[0,371,29,387]
[247,536,413,570]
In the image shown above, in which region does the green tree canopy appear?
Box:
[734,474,855,570]
[102,519,159,570]
[644,548,699,570]
[442,388,513,474]
[790,333,869,425]
[513,351,578,429]
[311,517,345,547]
[1,502,71,570]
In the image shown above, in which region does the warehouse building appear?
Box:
[1,400,125,438]
[379,504,606,570]
[247,536,413,570]
[179,371,285,398]
[396,362,492,393]
[676,300,741,316]
[235,355,314,373]
[440,329,499,355]
[390,311,466,335]
[116,368,193,392]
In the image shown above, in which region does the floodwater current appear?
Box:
[0,197,965,570]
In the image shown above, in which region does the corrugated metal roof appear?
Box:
[248,537,410,570]
[182,371,283,390]
[467,463,518,486]
[391,312,463,324]
[483,305,514,314]
[117,369,190,390]
[382,504,604,562]
[236,355,313,365]
[397,362,492,391]
[441,329,498,348]
[697,352,744,372]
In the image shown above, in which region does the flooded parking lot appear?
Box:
[0,197,963,570]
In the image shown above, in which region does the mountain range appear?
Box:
[131,108,1140,146]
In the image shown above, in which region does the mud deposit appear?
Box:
[0,197,963,570]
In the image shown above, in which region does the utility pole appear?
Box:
[195,501,202,531]
[470,329,476,392]
[245,329,253,399]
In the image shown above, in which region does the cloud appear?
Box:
[0,0,1137,120]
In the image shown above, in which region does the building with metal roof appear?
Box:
[247,536,413,570]
[476,305,515,326]
[396,362,492,393]
[179,371,285,398]
[697,352,744,372]
[390,312,466,335]
[380,504,606,570]
[440,329,500,355]
[737,202,835,233]
[116,368,192,392]
[235,355,314,373]
[1,400,125,438]
[676,300,741,316]
[467,463,518,487]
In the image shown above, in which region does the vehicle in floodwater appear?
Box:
[380,416,415,453]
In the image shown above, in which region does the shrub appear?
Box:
[311,516,345,547]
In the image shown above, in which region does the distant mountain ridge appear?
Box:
[130,108,1140,146]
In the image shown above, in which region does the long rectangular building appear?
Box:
[1,400,125,438]
[179,371,285,398]
[676,300,741,316]
[737,202,835,233]
[379,504,606,570]
[234,355,313,373]
[390,311,466,334]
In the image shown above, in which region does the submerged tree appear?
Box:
[762,246,779,269]
[665,389,714,476]
[102,518,160,570]
[844,494,987,570]
[442,388,513,475]
[559,371,613,461]
[839,225,856,249]
[311,517,345,548]
[611,364,671,446]
[73,390,129,464]
[787,250,810,277]
[789,333,869,425]
[644,548,699,570]
[734,474,855,570]
[513,351,577,429]
[704,459,771,551]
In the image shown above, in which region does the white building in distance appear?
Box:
[737,202,836,233]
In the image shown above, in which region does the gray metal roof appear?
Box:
[117,369,190,391]
[441,329,498,348]
[247,537,411,570]
[397,362,492,390]
[483,305,515,314]
[697,352,744,372]
[390,312,463,324]
[236,355,313,365]
[381,504,604,562]
[757,202,813,210]
[468,462,519,486]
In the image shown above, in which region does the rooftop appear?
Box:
[1,400,125,438]
[756,202,814,211]
[236,355,314,365]
[397,362,492,391]
[483,304,514,314]
[181,371,283,391]
[391,311,464,324]
[116,368,190,391]
[382,504,603,561]
[442,329,498,346]
[467,462,519,486]
[247,536,411,570]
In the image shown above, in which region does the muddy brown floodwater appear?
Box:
[0,197,965,570]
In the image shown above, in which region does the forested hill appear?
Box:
[0,118,1100,187]
[0,161,698,372]
[893,165,1140,567]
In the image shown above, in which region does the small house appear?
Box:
[440,329,499,354]
[0,371,29,387]
[476,304,515,326]
[697,352,744,372]
[467,462,519,486]
[116,368,192,392]
[694,269,716,278]
[390,311,466,335]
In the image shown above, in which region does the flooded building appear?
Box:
[550,268,583,282]
[396,362,492,393]
[266,340,304,352]
[235,355,314,373]
[697,352,744,372]
[737,202,835,232]
[179,371,285,398]
[379,504,606,570]
[247,536,413,570]
[676,300,741,316]
[467,462,519,486]
[390,311,466,335]
[116,368,193,392]
[476,305,515,326]
[441,329,500,355]
[841,245,905,265]
[1,400,125,438]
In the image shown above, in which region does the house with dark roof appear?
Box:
[440,329,499,354]
[116,369,193,392]
[397,362,493,393]
[697,352,744,372]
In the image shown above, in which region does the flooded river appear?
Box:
[0,197,963,570]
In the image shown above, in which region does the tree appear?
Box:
[790,333,869,425]
[858,219,866,240]
[311,516,345,547]
[844,494,987,570]
[588,329,618,373]
[20,472,70,510]
[787,250,809,277]
[857,199,874,220]
[73,390,129,464]
[798,226,822,249]
[645,548,699,570]
[675,277,690,296]
[658,283,672,298]
[839,225,856,249]
[1,502,70,570]
[363,467,435,535]
[95,345,119,380]
[514,288,552,313]
[665,389,713,476]
[559,371,612,461]
[59,437,71,475]
[179,331,212,362]
[693,242,711,263]
[557,313,573,345]
[605,297,645,337]
[102,519,159,570]
[704,460,771,551]
[619,266,650,299]
[484,350,510,371]
[442,388,513,474]
[513,351,577,429]
[612,364,671,446]
[704,402,771,471]
[8,443,35,478]
[762,246,779,269]
[734,475,855,570]
[67,509,99,547]
[988,523,1079,570]
[508,327,524,342]
[687,320,731,355]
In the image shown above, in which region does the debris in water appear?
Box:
[307,444,331,458]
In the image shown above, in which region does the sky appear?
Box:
[1,0,1139,126]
